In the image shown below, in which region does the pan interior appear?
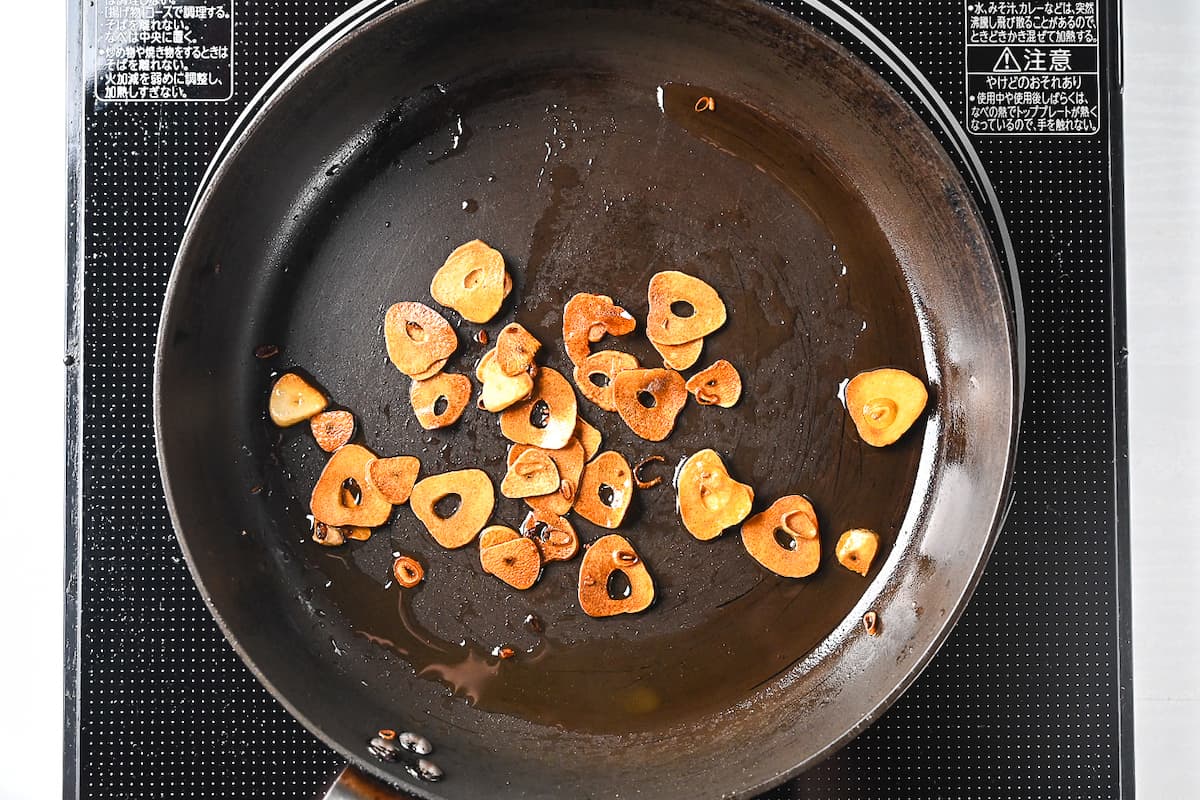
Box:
[252,65,926,735]
[159,2,1016,795]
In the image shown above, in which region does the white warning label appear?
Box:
[965,2,1101,136]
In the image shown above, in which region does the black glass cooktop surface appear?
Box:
[66,1,1130,797]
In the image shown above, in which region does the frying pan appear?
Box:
[154,0,1020,798]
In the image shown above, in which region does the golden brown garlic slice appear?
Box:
[574,417,602,461]
[479,524,520,550]
[269,373,327,427]
[836,528,880,576]
[310,521,369,545]
[646,271,727,345]
[409,372,472,429]
[573,350,639,412]
[409,356,450,382]
[310,410,355,452]
[676,448,753,540]
[409,469,495,549]
[686,359,742,408]
[520,509,579,562]
[575,451,634,529]
[476,348,534,412]
[481,535,542,590]
[578,534,654,617]
[651,337,704,371]
[845,368,928,447]
[612,368,688,442]
[392,556,424,588]
[365,456,420,505]
[430,239,508,324]
[342,525,373,541]
[742,495,820,578]
[495,322,541,376]
[310,444,393,527]
[311,520,345,547]
[562,293,636,366]
[384,302,458,377]
[499,367,578,450]
[508,439,586,516]
[501,449,561,499]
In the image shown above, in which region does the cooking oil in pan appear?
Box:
[282,79,927,735]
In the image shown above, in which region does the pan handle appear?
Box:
[321,765,417,800]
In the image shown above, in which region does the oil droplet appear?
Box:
[411,758,444,782]
[398,731,433,755]
[462,198,479,213]
[367,735,402,763]
[621,684,662,714]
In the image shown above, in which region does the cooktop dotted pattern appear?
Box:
[70,1,1130,798]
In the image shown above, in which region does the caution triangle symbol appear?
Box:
[993,47,1022,73]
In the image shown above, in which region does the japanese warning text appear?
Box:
[965,2,1101,135]
[96,0,233,102]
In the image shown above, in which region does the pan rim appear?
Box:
[153,0,1022,797]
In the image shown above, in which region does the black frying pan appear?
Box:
[154,1,1020,798]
